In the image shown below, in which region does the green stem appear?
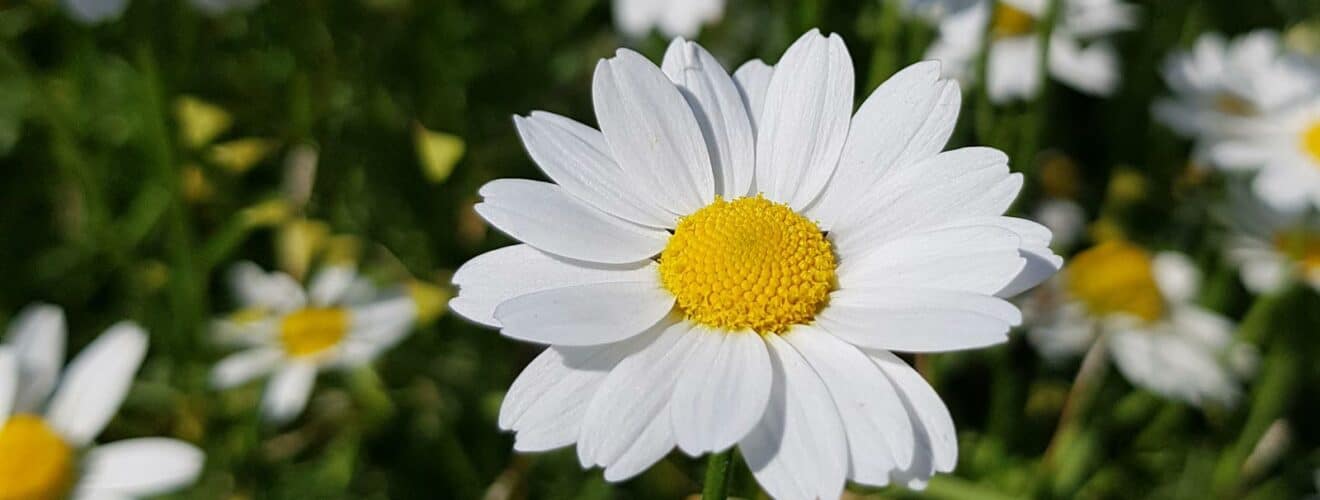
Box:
[1015,0,1061,177]
[701,450,735,500]
[866,0,903,91]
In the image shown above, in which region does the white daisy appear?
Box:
[0,304,204,500]
[1154,30,1318,144]
[210,262,417,424]
[1220,186,1320,294]
[452,31,1062,498]
[613,0,724,39]
[1206,95,1320,212]
[926,0,1137,102]
[1026,242,1245,407]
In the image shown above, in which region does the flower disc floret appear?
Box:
[659,196,836,334]
[0,415,75,500]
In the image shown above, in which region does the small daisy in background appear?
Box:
[0,304,204,499]
[1220,186,1320,294]
[926,0,1137,102]
[1026,241,1251,407]
[612,0,725,39]
[1207,95,1320,213]
[1153,30,1318,151]
[452,30,1061,498]
[210,262,418,424]
[901,0,980,21]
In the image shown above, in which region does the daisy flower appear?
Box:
[210,262,417,424]
[0,304,204,499]
[1220,186,1320,294]
[1026,241,1247,406]
[1205,94,1320,212]
[1154,30,1318,146]
[613,0,724,39]
[926,0,1137,102]
[451,31,1061,497]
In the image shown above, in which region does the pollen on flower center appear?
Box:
[1065,241,1165,322]
[658,196,836,334]
[280,307,350,357]
[0,415,76,500]
[1301,120,1320,164]
[992,3,1036,39]
[1213,93,1256,116]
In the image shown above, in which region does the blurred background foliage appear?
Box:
[1,0,1320,498]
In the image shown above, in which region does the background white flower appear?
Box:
[1026,243,1247,407]
[210,263,417,424]
[613,0,725,39]
[926,0,1137,102]
[1154,30,1318,145]
[0,304,204,499]
[452,30,1062,498]
[1206,96,1320,213]
[1220,186,1320,294]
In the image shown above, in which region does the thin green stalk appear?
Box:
[1015,0,1061,176]
[1043,334,1108,465]
[972,0,997,145]
[701,449,735,500]
[866,0,903,91]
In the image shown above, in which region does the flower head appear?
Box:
[1026,243,1249,407]
[0,304,204,499]
[612,0,725,39]
[210,262,417,424]
[452,31,1062,497]
[926,0,1137,102]
[1221,186,1320,294]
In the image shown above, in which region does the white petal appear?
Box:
[755,30,855,209]
[307,265,357,306]
[831,148,1020,257]
[337,296,418,365]
[611,0,658,38]
[837,224,1026,295]
[602,401,677,482]
[933,216,1063,297]
[210,348,281,389]
[46,322,148,446]
[577,321,695,469]
[262,362,317,424]
[5,303,66,412]
[738,334,848,500]
[0,348,15,420]
[670,327,771,455]
[450,244,658,328]
[494,280,675,346]
[868,349,958,486]
[593,49,715,215]
[808,61,959,229]
[503,332,654,451]
[1108,328,1239,407]
[475,179,669,264]
[783,327,916,483]
[732,60,774,134]
[987,37,1041,102]
[1048,36,1120,97]
[228,262,306,312]
[818,287,1018,352]
[514,112,673,228]
[1153,252,1201,304]
[661,39,756,198]
[78,438,203,496]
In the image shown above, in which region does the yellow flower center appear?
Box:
[992,2,1036,39]
[1301,120,1320,164]
[279,308,350,357]
[1274,230,1320,272]
[1065,241,1165,322]
[0,415,76,500]
[659,196,835,334]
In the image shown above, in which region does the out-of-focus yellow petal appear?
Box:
[408,280,450,326]
[240,199,293,228]
[209,138,279,174]
[323,235,362,267]
[413,122,464,183]
[180,164,214,203]
[174,95,232,148]
[278,219,330,281]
